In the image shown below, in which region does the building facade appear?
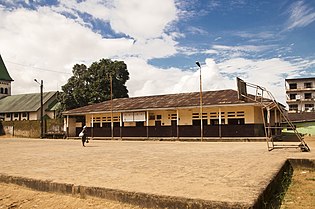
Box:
[286,77,315,113]
[286,77,315,136]
[0,91,59,121]
[63,89,282,139]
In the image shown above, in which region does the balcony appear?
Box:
[286,87,315,92]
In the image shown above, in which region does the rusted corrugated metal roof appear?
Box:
[63,89,258,115]
[0,91,58,113]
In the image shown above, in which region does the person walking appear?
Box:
[80,126,87,147]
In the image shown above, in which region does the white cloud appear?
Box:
[125,57,233,98]
[217,57,305,105]
[285,1,315,30]
[0,3,179,95]
[109,0,177,40]
[0,7,134,94]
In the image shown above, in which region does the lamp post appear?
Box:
[196,61,203,142]
[34,79,44,138]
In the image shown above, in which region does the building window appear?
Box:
[289,94,296,100]
[289,104,298,112]
[304,82,312,88]
[156,115,162,120]
[4,88,8,94]
[305,104,314,111]
[22,113,27,117]
[289,83,297,89]
[304,93,312,99]
[210,119,225,125]
[14,113,18,118]
[6,113,10,118]
[192,119,207,126]
[102,122,111,128]
[0,88,3,94]
[228,118,245,125]
[149,113,155,120]
[136,122,144,127]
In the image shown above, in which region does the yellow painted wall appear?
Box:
[81,105,267,127]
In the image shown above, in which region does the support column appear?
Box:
[177,109,179,140]
[219,108,222,138]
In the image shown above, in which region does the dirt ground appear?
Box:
[0,182,146,209]
[280,168,315,209]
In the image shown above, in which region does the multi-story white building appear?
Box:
[285,77,315,113]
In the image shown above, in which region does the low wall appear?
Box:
[1,119,64,138]
[2,120,40,138]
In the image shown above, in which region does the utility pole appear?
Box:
[196,62,203,142]
[34,79,44,138]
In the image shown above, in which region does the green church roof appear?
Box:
[0,54,14,81]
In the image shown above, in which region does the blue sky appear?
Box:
[0,0,315,105]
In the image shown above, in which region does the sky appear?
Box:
[0,0,315,106]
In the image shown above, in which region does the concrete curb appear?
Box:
[0,174,250,209]
[251,158,314,209]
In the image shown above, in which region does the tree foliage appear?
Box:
[58,58,129,112]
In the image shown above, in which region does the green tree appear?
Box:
[58,58,129,112]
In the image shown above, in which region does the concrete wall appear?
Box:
[2,119,64,138]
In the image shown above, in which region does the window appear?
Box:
[304,82,312,88]
[289,83,297,89]
[4,88,8,94]
[289,104,298,111]
[156,115,162,120]
[227,112,235,117]
[305,104,314,111]
[14,113,19,118]
[192,119,207,126]
[102,122,111,128]
[149,113,155,120]
[136,122,144,127]
[0,88,3,94]
[210,119,225,125]
[289,94,296,100]
[304,93,312,99]
[228,118,245,125]
[168,113,177,120]
[6,113,10,118]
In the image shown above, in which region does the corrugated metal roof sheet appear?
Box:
[0,91,58,113]
[63,89,258,115]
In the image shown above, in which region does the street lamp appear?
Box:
[196,61,203,142]
[34,79,44,138]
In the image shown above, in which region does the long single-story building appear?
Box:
[63,89,283,140]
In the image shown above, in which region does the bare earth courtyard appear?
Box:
[0,137,314,208]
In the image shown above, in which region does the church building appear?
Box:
[0,54,13,99]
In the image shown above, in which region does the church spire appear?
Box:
[0,54,13,98]
[0,54,13,81]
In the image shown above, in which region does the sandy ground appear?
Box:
[0,182,146,209]
[0,137,314,208]
[280,168,315,209]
